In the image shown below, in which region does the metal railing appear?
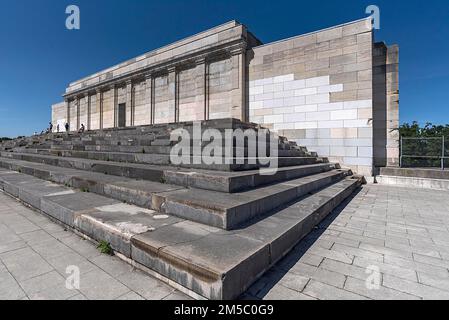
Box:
[400,136,448,169]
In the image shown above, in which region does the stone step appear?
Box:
[5,149,324,171]
[0,167,362,299]
[32,144,308,158]
[41,133,303,151]
[0,151,333,192]
[379,167,449,180]
[0,155,349,229]
[154,169,350,229]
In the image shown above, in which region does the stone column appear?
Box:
[386,45,400,167]
[145,73,154,125]
[65,99,70,128]
[76,96,80,131]
[112,85,118,127]
[168,67,177,123]
[96,89,103,130]
[87,93,91,131]
[125,80,133,127]
[230,46,247,122]
[195,58,208,120]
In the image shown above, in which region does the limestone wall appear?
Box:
[68,100,77,131]
[248,18,375,175]
[90,94,100,130]
[154,74,172,124]
[51,102,66,132]
[209,58,234,119]
[133,80,150,126]
[79,96,88,129]
[102,89,114,129]
[178,65,204,122]
[371,43,400,169]
[386,45,399,167]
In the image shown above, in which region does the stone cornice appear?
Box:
[63,39,247,99]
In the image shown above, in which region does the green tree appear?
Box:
[399,122,448,168]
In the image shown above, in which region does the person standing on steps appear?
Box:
[65,122,69,132]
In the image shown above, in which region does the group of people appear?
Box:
[35,122,86,136]
[63,122,86,133]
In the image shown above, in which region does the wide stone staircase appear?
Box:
[0,118,364,299]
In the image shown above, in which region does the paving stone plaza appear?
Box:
[3,184,449,300]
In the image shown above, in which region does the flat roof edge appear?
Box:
[252,17,373,50]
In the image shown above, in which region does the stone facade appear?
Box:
[52,18,399,176]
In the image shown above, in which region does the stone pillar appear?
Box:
[230,47,247,122]
[65,99,70,128]
[96,89,103,130]
[195,58,208,120]
[145,74,154,125]
[168,67,177,123]
[125,80,133,127]
[76,96,80,131]
[386,45,400,167]
[112,85,118,127]
[87,93,91,131]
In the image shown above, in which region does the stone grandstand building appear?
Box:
[52,17,399,176]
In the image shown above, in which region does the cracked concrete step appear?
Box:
[2,148,325,174]
[22,144,309,158]
[0,151,335,191]
[130,177,361,299]
[0,167,362,299]
[0,153,334,193]
[0,156,349,229]
[154,169,351,229]
[7,118,308,159]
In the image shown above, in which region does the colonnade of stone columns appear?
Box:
[64,48,246,131]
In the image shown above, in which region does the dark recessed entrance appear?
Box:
[118,103,126,127]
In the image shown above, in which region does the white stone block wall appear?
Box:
[249,18,375,176]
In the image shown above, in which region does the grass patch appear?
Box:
[97,241,113,255]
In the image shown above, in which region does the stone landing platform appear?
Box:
[377,167,449,191]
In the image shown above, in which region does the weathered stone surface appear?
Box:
[0,166,362,300]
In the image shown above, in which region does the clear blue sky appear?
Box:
[1,0,448,137]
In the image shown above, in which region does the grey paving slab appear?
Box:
[344,276,420,300]
[303,280,368,300]
[116,270,174,300]
[0,247,54,282]
[0,269,27,300]
[0,191,188,300]
[78,269,130,300]
[247,184,449,300]
[3,179,449,300]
